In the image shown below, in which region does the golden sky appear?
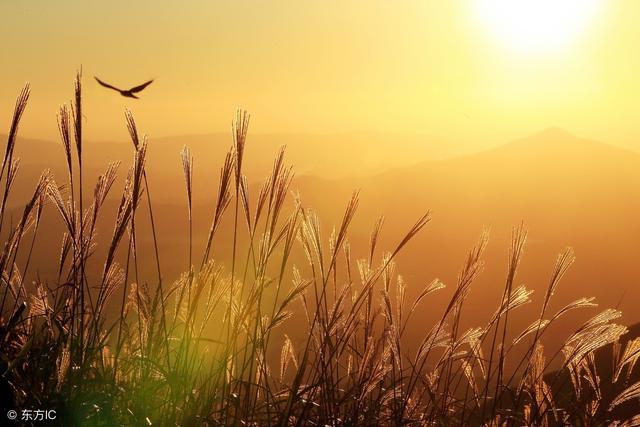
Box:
[1,1,640,151]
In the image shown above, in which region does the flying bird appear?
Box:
[94,77,154,99]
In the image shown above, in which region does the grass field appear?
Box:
[1,74,639,426]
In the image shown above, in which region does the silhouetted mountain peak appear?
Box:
[488,127,639,163]
[532,126,577,140]
[508,127,587,151]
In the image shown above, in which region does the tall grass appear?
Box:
[1,75,640,426]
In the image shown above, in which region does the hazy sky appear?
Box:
[2,1,640,150]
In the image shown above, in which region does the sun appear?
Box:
[474,0,601,54]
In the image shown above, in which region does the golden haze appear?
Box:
[1,1,640,153]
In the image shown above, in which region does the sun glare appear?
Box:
[474,0,601,54]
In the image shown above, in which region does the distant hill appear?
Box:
[292,128,640,335]
[4,128,640,337]
[5,130,473,183]
[3,131,478,210]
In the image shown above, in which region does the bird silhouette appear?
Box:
[94,77,153,99]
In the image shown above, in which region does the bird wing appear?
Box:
[129,80,154,93]
[94,77,122,92]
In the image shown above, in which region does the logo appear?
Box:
[6,409,56,422]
